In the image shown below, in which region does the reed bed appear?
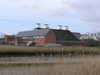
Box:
[0,45,100,75]
[0,45,100,57]
[0,45,100,53]
[0,56,100,75]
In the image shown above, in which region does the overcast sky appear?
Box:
[0,0,100,34]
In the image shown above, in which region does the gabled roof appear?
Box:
[51,29,80,42]
[17,28,50,37]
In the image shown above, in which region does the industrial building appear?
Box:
[16,24,85,46]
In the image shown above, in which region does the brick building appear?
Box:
[0,38,5,45]
[4,35,16,45]
[16,24,85,46]
[0,35,16,45]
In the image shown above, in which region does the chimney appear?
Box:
[64,26,68,30]
[44,24,49,29]
[57,25,62,30]
[36,23,41,28]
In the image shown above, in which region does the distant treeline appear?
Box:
[84,39,100,47]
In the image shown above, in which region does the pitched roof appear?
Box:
[17,28,50,37]
[72,32,82,38]
[51,29,80,42]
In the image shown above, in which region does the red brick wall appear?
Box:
[35,38,45,46]
[34,30,56,46]
[4,35,15,43]
[45,30,56,44]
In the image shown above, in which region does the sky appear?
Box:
[0,0,100,35]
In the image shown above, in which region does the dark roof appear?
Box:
[72,32,82,38]
[0,38,4,40]
[51,29,80,42]
[17,28,49,37]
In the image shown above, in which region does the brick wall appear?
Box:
[35,38,45,46]
[45,30,56,44]
[34,30,56,46]
[4,35,16,43]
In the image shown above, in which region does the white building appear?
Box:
[80,32,100,41]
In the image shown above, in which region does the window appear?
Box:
[34,36,45,38]
[22,36,33,39]
[22,36,45,39]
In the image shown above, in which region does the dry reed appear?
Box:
[0,56,100,75]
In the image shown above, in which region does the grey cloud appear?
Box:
[68,0,100,24]
[0,0,100,26]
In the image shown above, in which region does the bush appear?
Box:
[0,42,8,45]
[84,39,100,47]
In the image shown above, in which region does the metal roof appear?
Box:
[52,29,80,41]
[17,28,50,37]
